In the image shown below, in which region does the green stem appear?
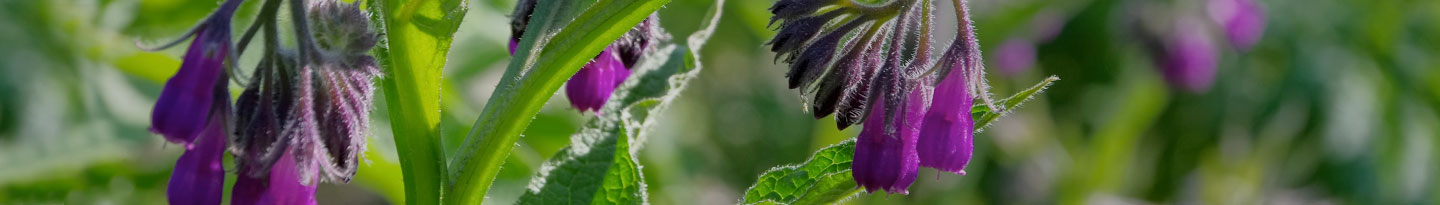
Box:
[374,0,452,204]
[444,0,669,204]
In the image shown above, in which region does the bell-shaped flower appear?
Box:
[231,148,319,205]
[167,110,230,205]
[917,49,976,174]
[145,0,243,204]
[852,82,928,194]
[150,0,242,144]
[564,47,631,112]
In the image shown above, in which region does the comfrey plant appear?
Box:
[769,0,993,194]
[141,0,377,204]
[742,0,1057,200]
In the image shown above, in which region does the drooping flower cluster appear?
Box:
[144,0,377,204]
[508,0,660,113]
[767,0,991,194]
[1136,0,1265,93]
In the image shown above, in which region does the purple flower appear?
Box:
[1208,0,1265,50]
[916,59,976,174]
[765,0,990,195]
[148,0,242,204]
[232,148,319,205]
[509,1,656,113]
[150,0,242,144]
[565,47,631,112]
[167,111,230,205]
[852,85,927,194]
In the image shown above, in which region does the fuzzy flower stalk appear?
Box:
[141,0,378,204]
[766,0,992,194]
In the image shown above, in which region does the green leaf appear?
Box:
[742,76,1060,204]
[742,140,860,204]
[514,1,725,204]
[972,75,1060,128]
[368,0,469,204]
[445,0,673,204]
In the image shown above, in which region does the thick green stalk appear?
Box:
[371,0,468,204]
[445,0,669,204]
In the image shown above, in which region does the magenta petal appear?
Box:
[852,89,924,194]
[509,40,518,55]
[232,149,319,205]
[565,47,630,113]
[166,113,228,205]
[917,65,975,174]
[151,29,227,144]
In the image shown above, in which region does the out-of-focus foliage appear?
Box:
[2,0,1439,204]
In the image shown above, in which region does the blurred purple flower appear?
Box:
[1160,20,1218,93]
[1209,0,1265,50]
[509,0,656,113]
[232,148,319,205]
[995,38,1036,76]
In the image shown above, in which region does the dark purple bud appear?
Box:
[916,54,974,174]
[308,0,378,59]
[232,148,319,205]
[613,16,658,68]
[232,0,378,185]
[233,51,301,179]
[167,111,229,205]
[832,36,885,129]
[1208,0,1265,50]
[769,0,836,26]
[995,38,1035,76]
[768,11,842,64]
[788,19,866,89]
[810,26,877,119]
[565,47,630,113]
[151,0,243,144]
[510,0,538,42]
[852,84,927,194]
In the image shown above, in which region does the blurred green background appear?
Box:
[1,0,1438,204]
